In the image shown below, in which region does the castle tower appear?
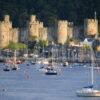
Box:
[30,15,36,22]
[0,15,17,48]
[84,19,98,37]
[4,15,10,22]
[29,15,39,39]
[0,22,10,48]
[0,15,12,48]
[57,20,68,44]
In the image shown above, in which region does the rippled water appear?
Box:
[0,63,100,100]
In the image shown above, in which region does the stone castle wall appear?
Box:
[0,14,99,48]
[20,28,28,43]
[84,19,98,36]
[11,28,19,43]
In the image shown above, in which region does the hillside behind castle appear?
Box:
[0,0,100,27]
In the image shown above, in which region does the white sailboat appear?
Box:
[11,50,19,70]
[76,38,100,97]
[45,43,57,75]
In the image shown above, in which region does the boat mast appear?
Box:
[90,46,94,86]
[13,49,17,65]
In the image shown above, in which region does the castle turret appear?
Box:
[57,20,68,44]
[84,19,98,37]
[30,15,36,22]
[29,16,39,38]
[0,15,19,48]
[28,15,48,41]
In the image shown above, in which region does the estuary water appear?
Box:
[0,63,100,100]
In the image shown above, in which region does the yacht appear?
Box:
[76,38,100,97]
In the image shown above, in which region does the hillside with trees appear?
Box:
[0,0,100,27]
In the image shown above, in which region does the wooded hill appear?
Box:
[0,0,99,27]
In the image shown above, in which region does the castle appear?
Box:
[0,15,19,48]
[57,21,74,44]
[0,14,99,49]
[20,15,48,43]
[28,15,48,41]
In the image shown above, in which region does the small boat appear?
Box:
[3,65,10,71]
[11,50,20,70]
[45,68,57,75]
[45,64,57,75]
[31,61,36,65]
[45,43,58,75]
[38,66,48,73]
[12,64,19,70]
[76,85,100,97]
[63,61,68,67]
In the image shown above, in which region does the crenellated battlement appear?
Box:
[4,15,10,22]
[58,20,68,25]
[68,22,73,26]
[84,19,98,23]
[30,15,36,22]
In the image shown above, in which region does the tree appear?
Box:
[39,40,48,48]
[6,42,27,50]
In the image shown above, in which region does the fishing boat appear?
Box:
[76,38,100,97]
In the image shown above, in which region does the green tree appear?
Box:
[39,40,48,48]
[7,42,27,50]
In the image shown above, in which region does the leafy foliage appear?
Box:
[7,42,27,50]
[83,43,90,50]
[0,0,100,27]
[39,40,48,48]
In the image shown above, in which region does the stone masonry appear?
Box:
[0,15,19,48]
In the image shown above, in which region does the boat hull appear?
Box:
[45,72,57,75]
[76,89,100,97]
[3,68,10,71]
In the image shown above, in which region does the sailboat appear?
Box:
[45,43,57,75]
[11,50,19,70]
[3,50,10,71]
[3,65,10,71]
[76,38,100,97]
